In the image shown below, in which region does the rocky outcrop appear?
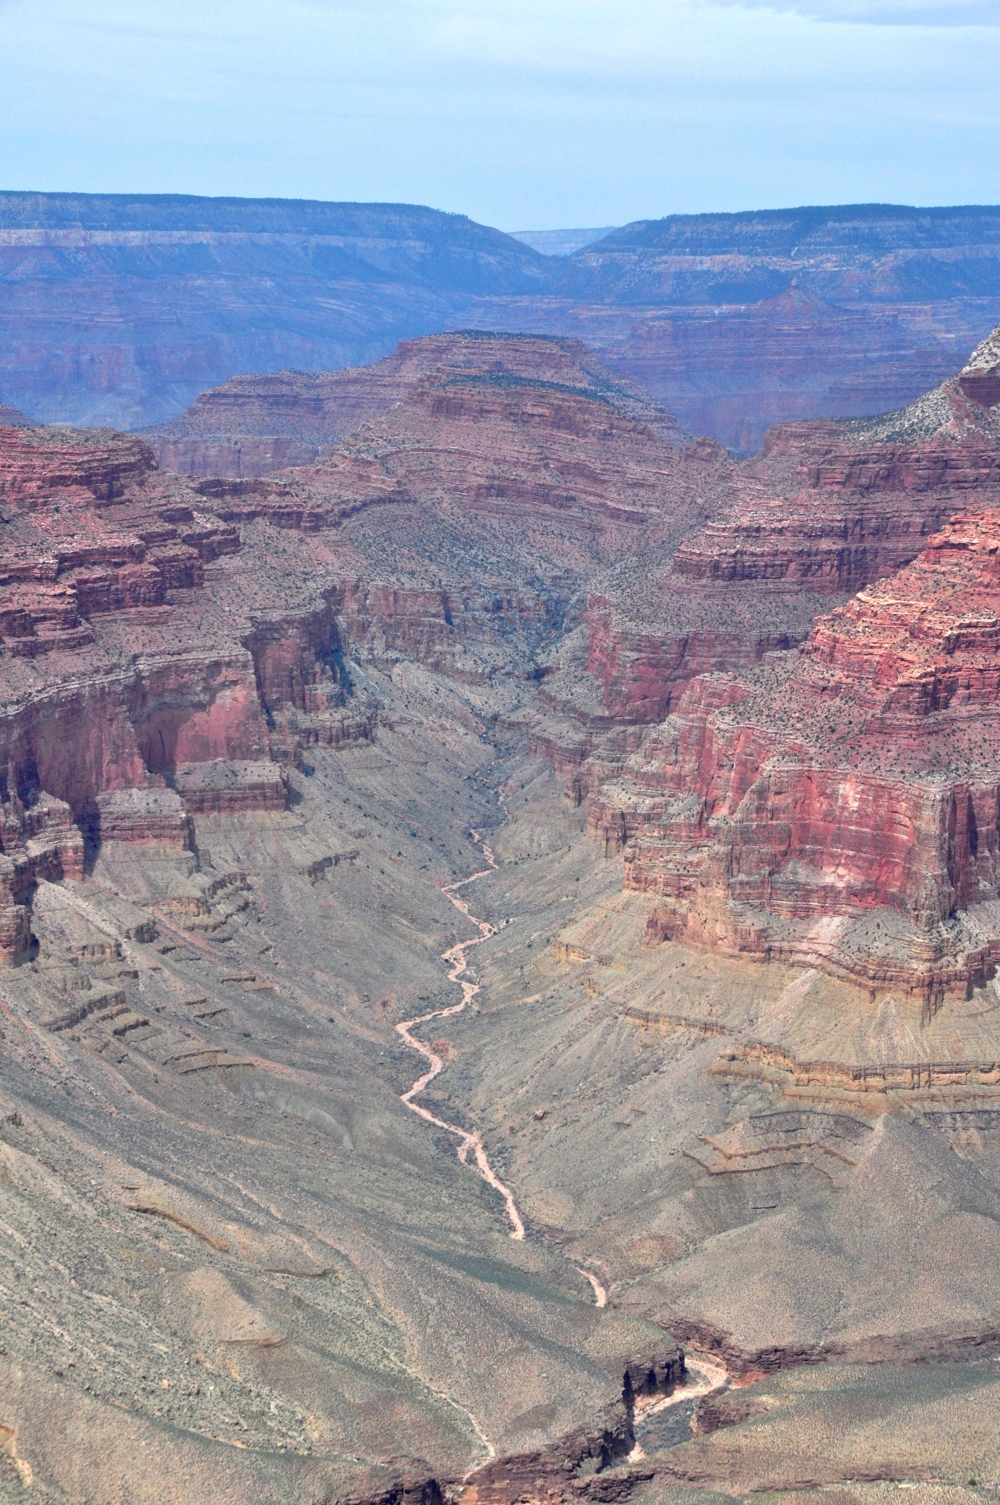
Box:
[461,1399,636,1505]
[0,336,716,959]
[582,582,830,725]
[672,379,1000,593]
[0,424,153,507]
[566,358,1000,730]
[0,790,84,959]
[0,402,35,428]
[960,322,1000,407]
[462,1349,683,1505]
[172,760,287,814]
[147,332,687,478]
[587,503,1000,1002]
[0,423,353,956]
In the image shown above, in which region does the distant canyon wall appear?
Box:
[1,195,999,448]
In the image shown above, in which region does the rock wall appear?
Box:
[147,333,688,479]
[0,424,343,957]
[0,335,715,961]
[571,362,1000,732]
[586,505,1000,1000]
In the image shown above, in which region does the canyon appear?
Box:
[1,195,1000,451]
[3,322,1000,1504]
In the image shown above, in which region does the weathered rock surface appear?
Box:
[0,400,35,428]
[542,356,1000,735]
[960,320,1000,406]
[0,424,341,957]
[671,374,1000,594]
[510,320,1000,1002]
[147,331,687,478]
[0,333,713,963]
[584,502,1000,1000]
[9,319,1000,1504]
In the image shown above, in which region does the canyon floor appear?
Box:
[5,669,1000,1504]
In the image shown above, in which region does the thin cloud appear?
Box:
[725,0,1000,23]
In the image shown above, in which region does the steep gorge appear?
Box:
[3,324,1000,1503]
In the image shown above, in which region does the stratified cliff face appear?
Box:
[134,321,1000,1017]
[672,376,1000,591]
[0,195,551,429]
[960,321,1000,406]
[518,321,1000,1002]
[569,353,1000,730]
[0,423,356,959]
[0,337,710,963]
[585,505,1000,1002]
[146,331,688,479]
[537,207,1000,449]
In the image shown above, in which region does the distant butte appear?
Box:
[145,331,688,479]
[1,194,1000,445]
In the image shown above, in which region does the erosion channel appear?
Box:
[396,825,526,1242]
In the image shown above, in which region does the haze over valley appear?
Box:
[2,194,1000,452]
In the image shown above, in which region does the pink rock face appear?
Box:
[958,324,1000,408]
[672,382,1000,593]
[519,321,1000,1001]
[147,332,686,478]
[584,588,814,725]
[0,424,340,958]
[0,425,152,506]
[573,363,1000,732]
[584,506,1000,1001]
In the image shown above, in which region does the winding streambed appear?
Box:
[395,830,526,1240]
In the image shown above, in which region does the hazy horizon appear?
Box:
[0,0,996,230]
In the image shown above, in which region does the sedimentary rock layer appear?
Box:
[2,194,999,446]
[0,335,714,961]
[585,504,1000,999]
[147,332,687,478]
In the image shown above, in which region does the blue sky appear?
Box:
[0,0,997,229]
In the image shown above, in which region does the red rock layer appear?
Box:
[0,402,35,428]
[959,323,1000,407]
[0,424,358,959]
[147,333,687,478]
[672,382,1000,594]
[581,581,832,726]
[0,338,712,961]
[586,506,1000,1001]
[0,425,152,507]
[567,362,1000,731]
